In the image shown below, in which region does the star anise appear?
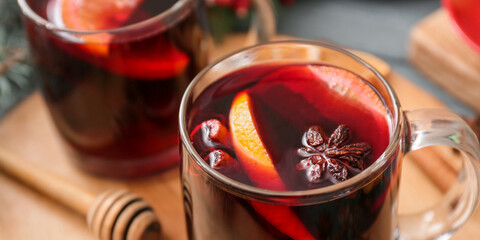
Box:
[296,124,372,184]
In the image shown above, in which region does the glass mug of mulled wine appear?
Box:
[179,41,480,239]
[17,0,275,177]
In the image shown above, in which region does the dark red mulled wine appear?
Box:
[184,63,398,239]
[22,0,208,177]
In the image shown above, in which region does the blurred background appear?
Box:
[276,0,472,118]
[0,0,473,118]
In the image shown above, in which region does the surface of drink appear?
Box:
[185,63,398,239]
[24,0,207,177]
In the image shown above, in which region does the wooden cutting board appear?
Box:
[0,42,479,239]
[408,9,480,113]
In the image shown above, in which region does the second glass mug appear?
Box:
[18,0,275,178]
[179,41,480,239]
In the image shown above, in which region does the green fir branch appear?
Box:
[0,0,35,116]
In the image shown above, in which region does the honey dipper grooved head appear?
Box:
[87,189,161,240]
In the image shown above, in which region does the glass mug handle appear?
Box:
[398,109,480,239]
[251,0,276,43]
[204,0,276,61]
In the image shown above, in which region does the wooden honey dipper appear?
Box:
[0,148,161,240]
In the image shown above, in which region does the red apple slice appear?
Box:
[98,35,190,80]
[252,65,389,159]
[229,91,314,240]
[257,65,387,118]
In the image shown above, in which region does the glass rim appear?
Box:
[179,40,403,203]
[16,0,192,35]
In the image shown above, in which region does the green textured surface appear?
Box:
[0,0,36,118]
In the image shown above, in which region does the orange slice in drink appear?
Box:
[61,0,144,55]
[229,91,314,240]
[229,91,285,191]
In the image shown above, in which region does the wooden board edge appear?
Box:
[407,9,480,113]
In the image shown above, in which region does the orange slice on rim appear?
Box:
[56,0,190,80]
[61,0,144,55]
